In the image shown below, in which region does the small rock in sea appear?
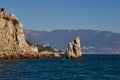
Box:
[66,36,82,59]
[53,52,61,58]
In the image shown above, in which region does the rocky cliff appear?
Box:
[66,36,82,59]
[0,8,39,59]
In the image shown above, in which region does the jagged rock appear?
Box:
[66,36,82,59]
[53,52,61,58]
[0,8,39,59]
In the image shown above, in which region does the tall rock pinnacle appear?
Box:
[66,36,82,59]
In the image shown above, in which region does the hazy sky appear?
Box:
[0,0,120,32]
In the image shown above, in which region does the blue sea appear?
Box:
[0,54,120,80]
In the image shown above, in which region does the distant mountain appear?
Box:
[24,29,120,54]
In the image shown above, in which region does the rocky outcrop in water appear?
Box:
[66,36,82,59]
[0,8,41,59]
[53,52,61,58]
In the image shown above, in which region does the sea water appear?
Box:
[0,54,120,80]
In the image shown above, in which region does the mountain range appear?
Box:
[24,29,120,54]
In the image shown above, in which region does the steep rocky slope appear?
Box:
[0,8,43,59]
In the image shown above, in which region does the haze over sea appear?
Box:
[0,54,120,80]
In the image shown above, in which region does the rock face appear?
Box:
[0,8,38,59]
[53,52,61,58]
[66,36,82,59]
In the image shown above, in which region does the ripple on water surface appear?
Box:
[0,54,120,80]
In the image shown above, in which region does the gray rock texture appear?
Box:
[0,8,38,59]
[66,36,82,59]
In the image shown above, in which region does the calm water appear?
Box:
[0,54,120,80]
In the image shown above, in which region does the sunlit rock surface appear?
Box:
[0,8,40,59]
[66,36,82,59]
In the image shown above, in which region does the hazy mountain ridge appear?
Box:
[24,29,120,54]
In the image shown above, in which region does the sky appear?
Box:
[0,0,120,33]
